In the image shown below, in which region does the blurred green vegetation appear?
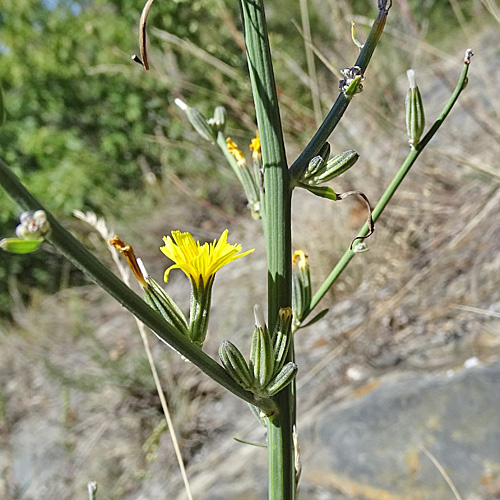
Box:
[0,0,490,316]
[0,0,248,315]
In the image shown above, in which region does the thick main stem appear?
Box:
[240,1,294,498]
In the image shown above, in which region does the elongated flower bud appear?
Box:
[405,69,425,148]
[226,137,262,219]
[304,155,325,179]
[175,98,216,143]
[272,308,293,375]
[266,362,298,396]
[323,150,359,181]
[219,340,254,390]
[302,142,330,181]
[143,276,190,337]
[250,323,274,389]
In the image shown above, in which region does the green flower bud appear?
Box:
[266,362,298,396]
[143,274,190,338]
[219,340,254,391]
[302,150,359,186]
[250,307,274,389]
[304,155,325,179]
[208,106,226,134]
[272,308,293,375]
[405,69,425,148]
[175,98,216,143]
[322,150,359,182]
[317,142,331,163]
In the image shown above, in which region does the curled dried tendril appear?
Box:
[131,0,156,70]
[335,190,374,249]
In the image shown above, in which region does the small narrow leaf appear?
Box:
[301,185,337,200]
[232,437,267,448]
[299,309,329,329]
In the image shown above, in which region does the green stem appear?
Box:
[0,157,277,416]
[289,2,391,178]
[307,54,472,316]
[239,0,293,498]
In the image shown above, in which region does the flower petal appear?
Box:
[160,229,254,286]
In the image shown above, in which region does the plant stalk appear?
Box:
[239,0,294,497]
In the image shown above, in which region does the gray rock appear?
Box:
[301,363,500,500]
[165,363,500,500]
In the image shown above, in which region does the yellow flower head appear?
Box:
[249,132,261,162]
[161,230,254,286]
[292,249,309,271]
[226,137,246,167]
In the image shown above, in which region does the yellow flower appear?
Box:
[249,132,261,162]
[161,230,254,286]
[292,249,308,271]
[226,137,246,167]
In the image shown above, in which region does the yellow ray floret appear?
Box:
[161,230,254,286]
[249,132,261,160]
[226,138,246,167]
[292,249,308,271]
